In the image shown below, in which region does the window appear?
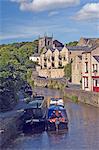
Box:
[84,77,88,88]
[58,55,62,60]
[48,41,50,45]
[63,56,66,61]
[52,63,55,68]
[58,62,62,67]
[93,64,98,72]
[93,79,98,87]
[92,64,95,72]
[85,62,88,73]
[44,63,47,68]
[95,64,98,72]
[95,80,98,87]
[48,57,50,62]
[85,54,88,60]
[52,56,54,61]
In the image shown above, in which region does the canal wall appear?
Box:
[33,77,99,107]
[63,88,99,107]
[0,111,24,147]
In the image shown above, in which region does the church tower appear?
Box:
[38,35,53,53]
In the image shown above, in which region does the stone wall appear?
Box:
[32,76,67,89]
[0,111,24,147]
[63,88,99,107]
[38,68,64,78]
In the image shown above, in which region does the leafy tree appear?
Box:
[64,63,72,81]
[66,41,78,46]
[0,40,38,111]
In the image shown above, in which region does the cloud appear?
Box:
[10,0,79,12]
[48,11,59,17]
[0,23,78,41]
[74,3,99,21]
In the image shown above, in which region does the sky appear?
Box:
[0,0,99,44]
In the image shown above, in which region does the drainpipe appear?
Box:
[90,52,92,91]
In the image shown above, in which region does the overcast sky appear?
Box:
[0,0,99,44]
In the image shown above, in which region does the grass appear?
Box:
[71,95,78,103]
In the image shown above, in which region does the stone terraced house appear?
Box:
[82,44,99,92]
[31,36,90,79]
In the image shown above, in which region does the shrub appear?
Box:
[71,95,78,103]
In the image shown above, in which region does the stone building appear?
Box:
[77,37,99,47]
[37,44,90,78]
[30,36,91,79]
[82,44,99,92]
[38,36,53,53]
[30,36,99,82]
[72,55,82,84]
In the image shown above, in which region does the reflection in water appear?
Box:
[6,87,99,150]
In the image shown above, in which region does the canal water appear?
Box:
[6,87,99,150]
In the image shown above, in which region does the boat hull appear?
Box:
[23,120,46,133]
[47,121,68,131]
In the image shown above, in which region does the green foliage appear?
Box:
[0,40,37,111]
[63,93,78,103]
[64,63,72,80]
[66,41,78,46]
[40,47,44,54]
[71,95,78,103]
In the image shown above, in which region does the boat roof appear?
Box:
[48,105,67,118]
[33,96,44,100]
[23,100,43,110]
[48,105,65,111]
[50,98,63,101]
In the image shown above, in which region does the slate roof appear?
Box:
[43,46,63,53]
[93,56,99,62]
[53,40,64,47]
[66,46,90,51]
[56,47,63,51]
[32,53,40,57]
[82,44,99,54]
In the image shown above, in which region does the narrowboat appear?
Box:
[22,96,47,133]
[47,98,68,131]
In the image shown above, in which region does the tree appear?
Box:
[0,40,37,111]
[66,41,78,46]
[64,63,72,81]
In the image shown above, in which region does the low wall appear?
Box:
[63,88,99,107]
[38,68,64,78]
[0,111,24,147]
[33,76,67,89]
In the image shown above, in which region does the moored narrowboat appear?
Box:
[47,98,68,131]
[22,96,47,133]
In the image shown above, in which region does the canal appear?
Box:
[6,87,99,150]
